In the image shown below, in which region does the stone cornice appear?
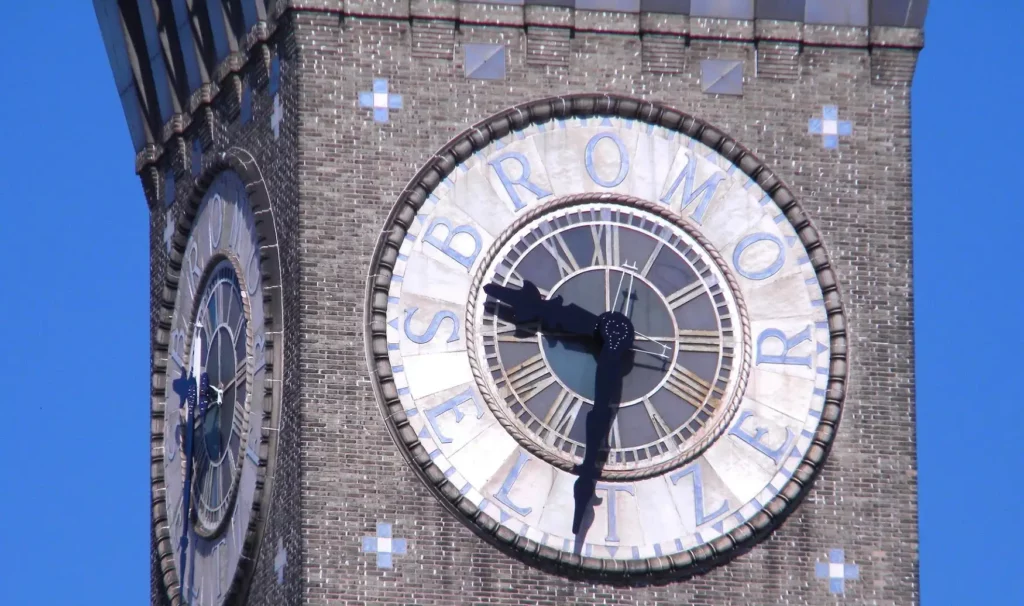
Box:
[131,1,924,176]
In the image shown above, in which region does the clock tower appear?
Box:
[95,1,927,604]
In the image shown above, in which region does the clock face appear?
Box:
[471,200,747,478]
[368,96,847,576]
[156,166,276,604]
[192,259,249,534]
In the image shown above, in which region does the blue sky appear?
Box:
[0,2,1019,604]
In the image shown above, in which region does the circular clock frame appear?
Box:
[465,194,752,481]
[364,94,849,579]
[187,254,251,540]
[151,148,285,604]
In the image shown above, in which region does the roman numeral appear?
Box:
[640,240,666,278]
[231,400,245,440]
[202,463,215,510]
[502,353,556,402]
[505,268,524,288]
[608,418,622,450]
[540,232,580,278]
[543,388,583,441]
[501,269,549,297]
[665,280,705,309]
[494,317,536,343]
[642,397,673,440]
[590,223,620,266]
[664,364,711,406]
[677,329,721,353]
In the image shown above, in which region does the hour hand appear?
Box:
[484,280,599,337]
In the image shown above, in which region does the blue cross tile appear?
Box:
[269,54,281,96]
[361,522,407,568]
[809,105,852,149]
[815,548,860,595]
[359,78,403,123]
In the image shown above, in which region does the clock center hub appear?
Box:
[541,267,675,404]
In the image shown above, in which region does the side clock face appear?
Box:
[369,98,846,576]
[158,169,271,604]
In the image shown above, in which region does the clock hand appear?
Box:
[178,331,203,604]
[572,311,634,536]
[484,280,600,338]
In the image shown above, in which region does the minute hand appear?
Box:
[571,312,634,535]
[484,281,600,337]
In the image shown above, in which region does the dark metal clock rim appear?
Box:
[363,93,850,580]
[466,194,752,481]
[152,148,286,605]
[184,252,253,542]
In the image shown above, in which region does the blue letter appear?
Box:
[253,329,267,373]
[404,307,459,344]
[495,450,533,516]
[585,132,629,188]
[659,150,725,225]
[732,232,785,280]
[670,464,729,526]
[756,326,812,368]
[594,483,635,543]
[423,217,482,270]
[245,245,260,295]
[185,241,202,298]
[209,194,224,251]
[729,410,796,465]
[488,152,552,211]
[424,387,484,444]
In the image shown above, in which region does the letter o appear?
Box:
[732,233,785,281]
[585,132,630,188]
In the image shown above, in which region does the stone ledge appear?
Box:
[133,3,927,174]
[690,17,754,42]
[755,19,802,42]
[870,26,924,49]
[639,12,688,36]
[524,4,573,27]
[410,0,458,20]
[574,9,639,34]
[461,1,525,26]
[803,23,869,47]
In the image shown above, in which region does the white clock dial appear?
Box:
[367,96,846,576]
[153,152,284,604]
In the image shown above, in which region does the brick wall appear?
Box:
[148,3,921,604]
[150,19,303,605]
[290,6,919,606]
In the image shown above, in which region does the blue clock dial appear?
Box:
[479,203,740,475]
